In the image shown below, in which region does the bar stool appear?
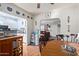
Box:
[70,34,75,42]
[56,35,61,40]
[75,34,79,43]
[66,35,69,43]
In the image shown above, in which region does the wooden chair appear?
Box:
[39,31,46,52]
[56,34,64,41]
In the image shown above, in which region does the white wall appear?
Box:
[51,4,79,34]
[27,19,34,45]
[34,4,79,35]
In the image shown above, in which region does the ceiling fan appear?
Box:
[37,3,54,8]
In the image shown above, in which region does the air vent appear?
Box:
[16,11,20,15]
[7,7,12,12]
[27,16,29,18]
[22,13,25,16]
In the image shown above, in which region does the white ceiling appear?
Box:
[14,3,77,15]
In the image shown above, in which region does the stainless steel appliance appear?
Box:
[0,25,10,38]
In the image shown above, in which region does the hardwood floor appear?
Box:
[23,44,40,56]
[41,40,67,56]
[23,40,79,56]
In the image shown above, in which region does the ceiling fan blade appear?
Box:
[37,3,40,8]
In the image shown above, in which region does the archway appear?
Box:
[40,18,61,39]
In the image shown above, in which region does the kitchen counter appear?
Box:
[0,35,23,56]
[0,35,23,40]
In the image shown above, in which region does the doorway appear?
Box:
[40,18,61,39]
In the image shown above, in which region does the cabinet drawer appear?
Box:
[0,40,12,55]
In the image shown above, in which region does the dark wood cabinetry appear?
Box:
[0,36,23,56]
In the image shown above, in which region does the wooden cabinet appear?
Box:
[0,36,23,56]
